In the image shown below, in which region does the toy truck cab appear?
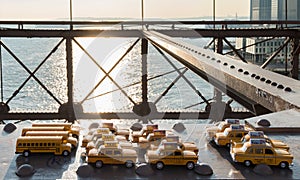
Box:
[235,131,290,151]
[145,142,198,170]
[214,124,248,147]
[87,141,137,168]
[230,139,293,168]
[206,119,240,141]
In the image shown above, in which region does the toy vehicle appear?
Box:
[24,131,78,148]
[130,124,158,143]
[233,131,290,151]
[230,139,293,168]
[32,122,80,139]
[87,141,137,168]
[101,122,117,133]
[115,129,130,141]
[15,136,71,157]
[145,142,198,170]
[139,129,167,149]
[86,134,116,154]
[214,125,249,147]
[205,119,241,140]
[82,127,110,147]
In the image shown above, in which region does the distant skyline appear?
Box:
[0,0,250,20]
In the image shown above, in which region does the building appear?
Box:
[250,0,272,20]
[272,0,300,20]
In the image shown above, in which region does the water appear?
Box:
[0,36,241,119]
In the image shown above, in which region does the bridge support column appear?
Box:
[291,38,300,80]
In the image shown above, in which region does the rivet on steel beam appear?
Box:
[217,60,221,63]
[202,54,206,56]
[255,76,260,80]
[266,80,271,84]
[284,87,292,92]
[230,65,235,69]
[207,56,210,58]
[277,84,284,89]
[260,77,266,82]
[238,69,243,72]
[271,82,277,86]
[211,58,215,61]
[223,62,228,66]
[251,74,256,78]
[243,71,249,75]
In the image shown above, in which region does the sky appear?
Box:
[0,0,250,20]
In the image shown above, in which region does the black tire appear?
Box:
[156,161,164,170]
[23,150,30,157]
[95,160,103,168]
[125,160,134,168]
[186,161,195,170]
[244,160,252,167]
[62,150,70,156]
[279,162,288,169]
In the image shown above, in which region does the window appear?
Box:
[40,143,43,146]
[105,150,112,155]
[48,143,51,146]
[255,148,263,154]
[265,149,274,155]
[247,148,254,154]
[44,143,47,146]
[22,143,26,146]
[18,143,22,147]
[114,151,121,156]
[31,143,34,146]
[27,143,30,146]
[35,143,38,146]
[174,151,182,156]
[235,133,243,138]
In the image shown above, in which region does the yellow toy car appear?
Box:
[214,124,248,147]
[130,124,158,143]
[205,119,241,140]
[234,131,290,151]
[230,139,293,168]
[82,127,110,147]
[145,142,198,170]
[87,141,137,168]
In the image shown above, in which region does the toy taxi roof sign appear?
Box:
[166,135,180,142]
[146,124,158,131]
[248,131,264,138]
[101,122,114,129]
[104,141,119,148]
[225,119,240,124]
[102,134,115,141]
[153,129,166,136]
[96,127,110,134]
[230,124,244,130]
[250,139,266,145]
[164,142,178,150]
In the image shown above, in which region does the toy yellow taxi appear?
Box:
[87,141,137,168]
[81,127,110,147]
[145,142,198,170]
[230,139,293,168]
[138,129,167,149]
[214,124,249,147]
[205,119,241,140]
[130,124,158,143]
[234,131,290,151]
[86,133,116,154]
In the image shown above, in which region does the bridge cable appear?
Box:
[0,37,3,102]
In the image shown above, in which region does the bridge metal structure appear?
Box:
[0,20,299,123]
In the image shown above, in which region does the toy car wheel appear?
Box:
[62,150,70,156]
[186,162,195,170]
[156,162,164,170]
[125,160,134,168]
[23,150,30,157]
[244,160,252,167]
[226,143,231,148]
[95,160,103,168]
[279,162,288,169]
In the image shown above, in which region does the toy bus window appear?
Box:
[229,133,234,137]
[265,149,274,155]
[27,143,30,146]
[114,151,121,156]
[248,148,254,154]
[52,143,55,146]
[44,143,47,146]
[48,143,51,146]
[106,150,112,155]
[255,148,263,154]
[40,143,43,146]
[31,143,34,146]
[35,143,38,146]
[18,143,22,147]
[174,151,182,156]
[22,143,26,146]
[235,133,243,138]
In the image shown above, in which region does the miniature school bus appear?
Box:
[15,136,72,157]
[235,131,290,151]
[230,139,293,168]
[214,125,249,147]
[82,127,111,147]
[32,122,80,139]
[130,124,158,143]
[145,142,198,170]
[87,141,137,168]
[21,127,67,136]
[205,119,241,140]
[24,131,78,148]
